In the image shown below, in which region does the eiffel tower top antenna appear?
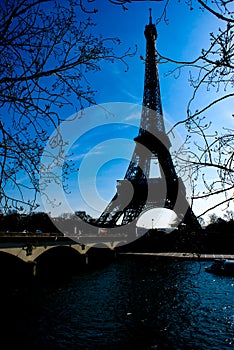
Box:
[149,8,152,24]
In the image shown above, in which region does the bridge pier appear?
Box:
[85,254,89,265]
[27,261,37,278]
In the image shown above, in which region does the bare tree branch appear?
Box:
[0,0,136,212]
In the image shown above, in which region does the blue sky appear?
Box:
[6,1,233,227]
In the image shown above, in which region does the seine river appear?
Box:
[0,255,234,349]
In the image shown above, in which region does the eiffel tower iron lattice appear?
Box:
[96,10,200,231]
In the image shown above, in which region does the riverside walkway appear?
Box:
[120,252,234,260]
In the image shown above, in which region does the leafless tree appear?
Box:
[156,0,234,217]
[0,0,135,213]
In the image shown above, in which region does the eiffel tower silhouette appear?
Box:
[95,10,200,231]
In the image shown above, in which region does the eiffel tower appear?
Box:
[95,10,200,231]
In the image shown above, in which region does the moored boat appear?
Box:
[205,259,234,276]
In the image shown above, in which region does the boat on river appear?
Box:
[205,259,234,276]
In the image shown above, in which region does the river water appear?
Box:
[0,256,234,349]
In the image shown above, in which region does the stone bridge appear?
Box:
[0,234,128,264]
